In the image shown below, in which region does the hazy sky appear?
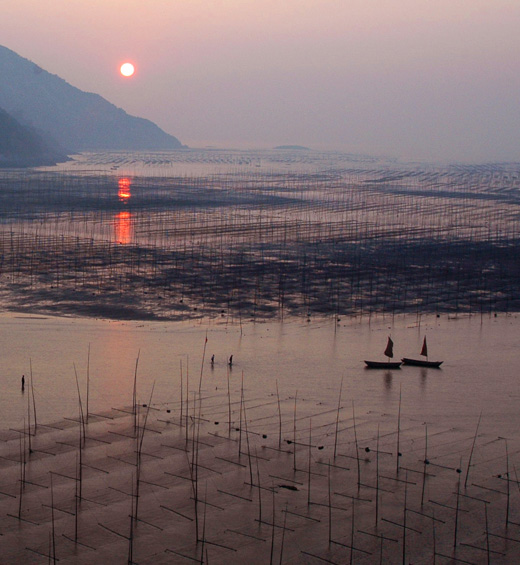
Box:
[2,0,520,162]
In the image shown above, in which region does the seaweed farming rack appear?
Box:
[0,150,519,320]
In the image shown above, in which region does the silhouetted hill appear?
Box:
[0,107,68,167]
[0,45,183,152]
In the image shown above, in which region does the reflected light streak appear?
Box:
[118,177,131,201]
[114,211,133,244]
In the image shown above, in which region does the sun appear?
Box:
[120,62,135,77]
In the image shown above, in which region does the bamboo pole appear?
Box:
[86,343,90,424]
[307,419,312,506]
[228,365,232,437]
[132,351,140,437]
[333,377,343,460]
[396,385,402,474]
[376,424,380,526]
[352,400,361,490]
[454,458,461,548]
[465,412,482,489]
[198,332,208,394]
[293,391,298,472]
[421,424,428,507]
[30,359,37,432]
[73,363,86,447]
[276,380,282,450]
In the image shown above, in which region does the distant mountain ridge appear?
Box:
[0,106,68,167]
[0,45,183,152]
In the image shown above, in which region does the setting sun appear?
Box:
[120,62,135,77]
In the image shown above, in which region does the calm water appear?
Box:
[1,312,518,438]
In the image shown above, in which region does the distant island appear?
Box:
[0,45,184,158]
[274,145,310,151]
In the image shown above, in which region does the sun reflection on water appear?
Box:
[114,211,133,244]
[115,178,133,244]
[118,177,131,201]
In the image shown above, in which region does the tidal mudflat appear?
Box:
[0,150,519,321]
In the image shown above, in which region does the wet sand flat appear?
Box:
[2,380,520,563]
[1,150,520,321]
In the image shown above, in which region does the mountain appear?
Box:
[0,45,183,152]
[0,106,68,167]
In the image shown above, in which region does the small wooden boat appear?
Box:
[402,337,443,368]
[401,358,443,368]
[365,360,403,369]
[365,337,402,369]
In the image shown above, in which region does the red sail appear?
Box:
[420,337,428,357]
[384,337,394,358]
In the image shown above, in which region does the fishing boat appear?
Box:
[402,337,443,368]
[364,337,402,369]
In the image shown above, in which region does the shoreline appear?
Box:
[2,302,515,327]
[1,309,518,431]
[1,294,516,326]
